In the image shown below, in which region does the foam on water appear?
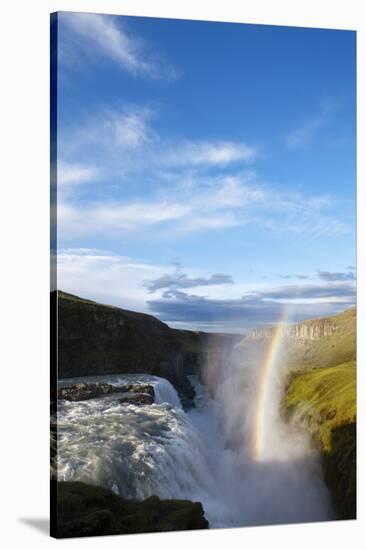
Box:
[56,374,236,526]
[55,373,333,528]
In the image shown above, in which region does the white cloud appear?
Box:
[166,140,256,167]
[285,117,325,150]
[56,250,237,314]
[61,12,177,80]
[58,106,156,183]
[57,174,262,238]
[57,249,164,313]
[57,172,347,241]
[62,112,255,177]
[58,161,100,185]
[58,199,191,238]
[112,108,155,148]
[59,104,258,186]
[63,106,155,157]
[59,247,107,255]
[55,249,355,331]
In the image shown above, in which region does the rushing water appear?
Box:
[56,373,333,528]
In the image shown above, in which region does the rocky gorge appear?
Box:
[52,291,356,536]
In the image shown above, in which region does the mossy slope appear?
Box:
[283,360,356,519]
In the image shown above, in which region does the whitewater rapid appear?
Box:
[55,373,333,528]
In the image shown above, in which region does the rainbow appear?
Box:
[252,306,290,462]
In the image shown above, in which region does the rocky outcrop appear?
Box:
[291,318,337,339]
[53,481,209,538]
[245,316,337,341]
[57,383,155,405]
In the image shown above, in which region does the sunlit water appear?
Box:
[56,373,333,527]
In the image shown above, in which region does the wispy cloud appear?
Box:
[61,105,256,177]
[285,100,339,150]
[317,270,356,282]
[276,274,310,280]
[62,106,155,158]
[165,140,256,167]
[249,282,355,301]
[56,249,356,332]
[58,172,348,240]
[57,99,348,242]
[56,248,165,313]
[147,281,355,331]
[58,161,101,185]
[60,12,178,80]
[145,269,234,293]
[59,106,157,183]
[58,199,190,237]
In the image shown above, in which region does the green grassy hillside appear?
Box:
[284,361,356,450]
[283,361,356,519]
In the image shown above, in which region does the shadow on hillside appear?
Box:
[321,421,356,520]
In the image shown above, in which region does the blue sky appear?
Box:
[55,12,356,332]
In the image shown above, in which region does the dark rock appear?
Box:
[132,384,155,397]
[58,382,155,403]
[119,392,154,405]
[322,422,356,519]
[52,481,209,538]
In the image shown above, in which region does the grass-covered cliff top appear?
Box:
[55,290,240,357]
[57,290,167,324]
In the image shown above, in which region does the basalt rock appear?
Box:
[118,391,154,405]
[58,382,155,403]
[245,317,337,341]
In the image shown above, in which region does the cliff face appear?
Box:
[245,316,337,341]
[55,291,192,402]
[54,291,238,404]
[57,291,179,375]
[238,307,356,373]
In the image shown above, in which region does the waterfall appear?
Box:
[153,377,182,409]
[56,372,333,528]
